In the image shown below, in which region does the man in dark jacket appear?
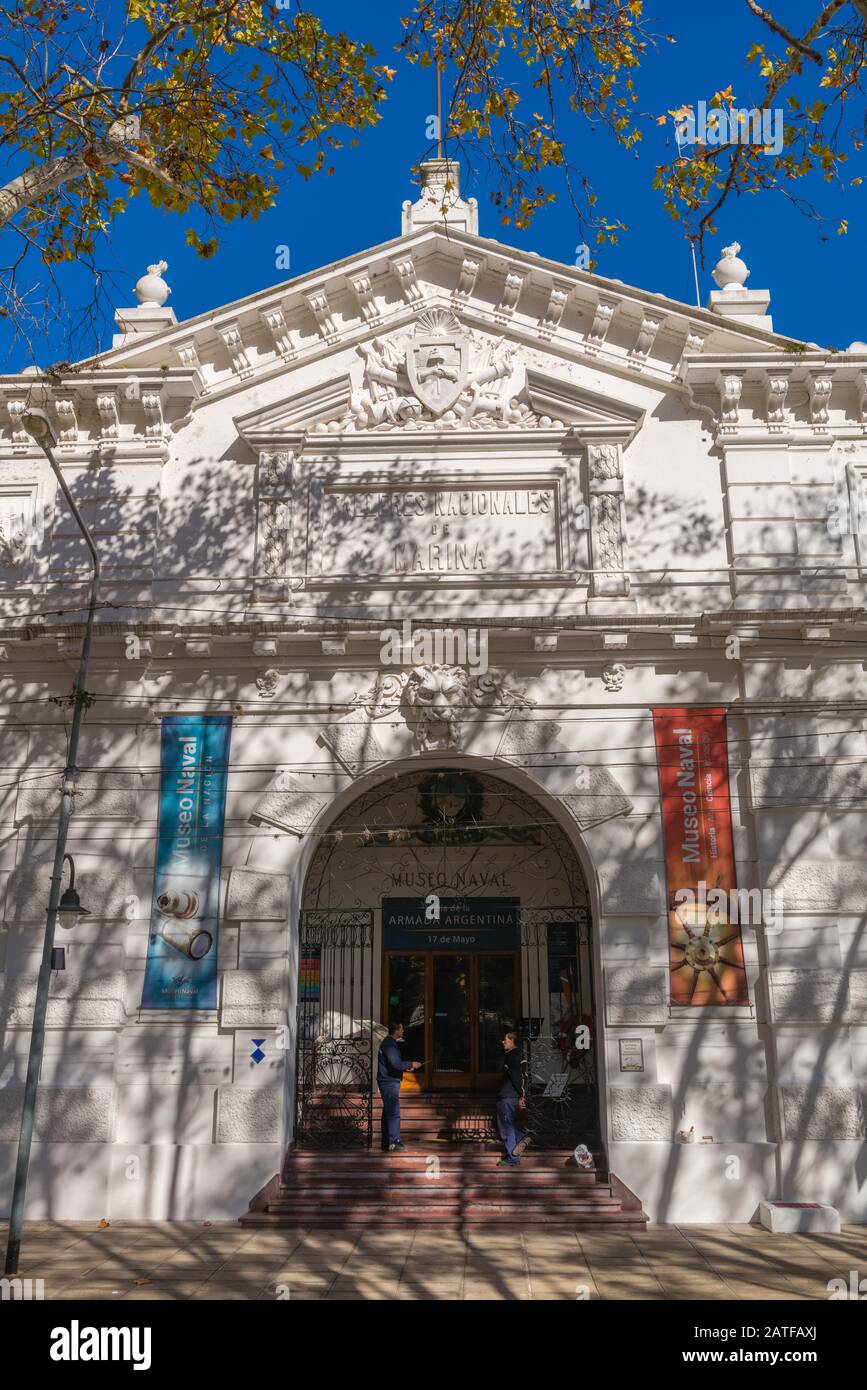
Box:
[496,1030,532,1166]
[377,1021,422,1153]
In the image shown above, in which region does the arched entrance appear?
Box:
[294,766,599,1152]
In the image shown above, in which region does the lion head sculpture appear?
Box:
[404,664,470,752]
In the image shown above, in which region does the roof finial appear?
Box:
[707,239,772,332]
[112,258,176,348]
[711,242,749,293]
[402,159,478,236]
[134,260,171,307]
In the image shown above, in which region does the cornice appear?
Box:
[0,368,202,457]
[685,353,867,440]
[2,607,865,645]
[0,227,796,428]
[91,227,799,366]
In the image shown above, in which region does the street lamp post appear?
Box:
[4,408,99,1276]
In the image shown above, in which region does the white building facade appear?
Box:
[1,165,866,1225]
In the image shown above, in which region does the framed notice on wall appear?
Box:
[619,1038,644,1073]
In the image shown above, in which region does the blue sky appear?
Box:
[4,1,866,368]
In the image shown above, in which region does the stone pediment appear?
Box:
[86,223,799,416]
[234,313,646,446]
[13,203,822,461]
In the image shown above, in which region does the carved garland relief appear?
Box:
[255,451,293,595]
[0,478,39,572]
[586,443,630,598]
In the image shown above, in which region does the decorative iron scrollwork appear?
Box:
[295,909,375,1149]
[520,907,600,1150]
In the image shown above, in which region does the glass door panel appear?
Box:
[432,954,471,1086]
[477,954,518,1080]
[384,950,521,1090]
[385,954,427,1090]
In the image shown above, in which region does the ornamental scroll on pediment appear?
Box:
[311,310,565,434]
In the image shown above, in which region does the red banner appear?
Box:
[653,708,749,1006]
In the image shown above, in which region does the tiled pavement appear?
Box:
[2,1221,866,1300]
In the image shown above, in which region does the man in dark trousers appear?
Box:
[377,1020,422,1153]
[496,1030,532,1166]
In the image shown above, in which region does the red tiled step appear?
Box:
[285,1153,606,1173]
[282,1160,606,1179]
[240,1137,645,1230]
[241,1209,647,1230]
[269,1197,621,1214]
[269,1205,622,1221]
[274,1174,614,1197]
[273,1173,615,1193]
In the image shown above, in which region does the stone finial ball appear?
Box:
[134,261,171,307]
[711,244,750,292]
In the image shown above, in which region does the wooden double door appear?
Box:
[383,951,519,1091]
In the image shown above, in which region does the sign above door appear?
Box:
[382,896,520,951]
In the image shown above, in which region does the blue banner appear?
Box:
[141,715,232,1010]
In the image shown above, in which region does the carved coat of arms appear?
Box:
[326,308,541,433]
[406,331,469,415]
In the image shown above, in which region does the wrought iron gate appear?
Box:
[519,906,599,1150]
[294,909,375,1149]
[293,904,599,1152]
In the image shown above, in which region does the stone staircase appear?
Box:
[241,1091,647,1230]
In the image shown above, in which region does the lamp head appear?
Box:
[21,408,56,446]
[57,884,90,929]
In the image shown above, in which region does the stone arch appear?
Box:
[300,763,593,912]
[229,706,637,1156]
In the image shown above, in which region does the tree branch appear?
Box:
[743,0,823,61]
[0,139,188,228]
[117,22,176,110]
